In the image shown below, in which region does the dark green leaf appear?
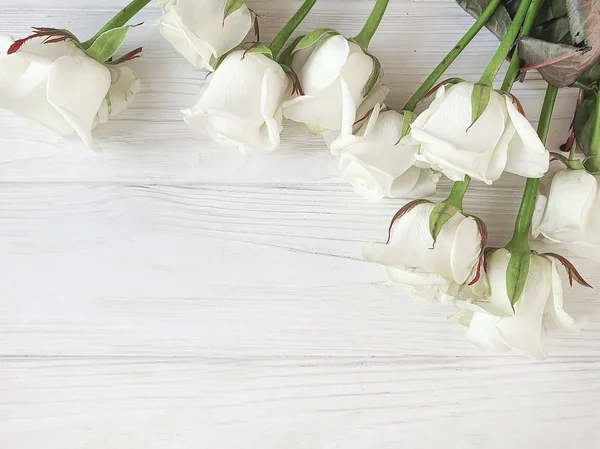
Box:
[85,25,131,63]
[456,0,512,40]
[574,93,597,155]
[535,0,568,26]
[535,16,572,44]
[584,154,600,173]
[292,28,339,54]
[278,35,304,66]
[470,83,492,126]
[223,0,245,22]
[429,202,461,244]
[506,251,531,307]
[577,60,600,84]
[566,0,588,45]
[519,0,600,87]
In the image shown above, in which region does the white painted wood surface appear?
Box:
[1,1,599,448]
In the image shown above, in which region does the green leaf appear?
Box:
[399,110,417,140]
[429,202,461,244]
[506,251,531,307]
[362,53,381,97]
[574,93,598,156]
[577,61,600,85]
[535,0,568,26]
[456,0,512,40]
[566,0,588,45]
[223,0,246,22]
[536,16,572,44]
[85,25,131,63]
[550,152,586,170]
[470,83,492,126]
[518,0,600,87]
[292,28,339,54]
[244,44,273,59]
[278,35,304,66]
[584,155,600,174]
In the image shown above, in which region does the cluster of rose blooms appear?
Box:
[2,0,599,359]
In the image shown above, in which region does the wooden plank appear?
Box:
[1,356,599,448]
[1,183,597,357]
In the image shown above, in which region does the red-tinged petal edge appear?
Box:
[416,77,464,106]
[499,91,527,117]
[467,216,488,286]
[386,199,431,244]
[483,247,500,273]
[7,27,79,55]
[543,252,593,288]
[107,47,143,65]
[471,216,488,250]
[468,256,484,286]
[281,65,304,96]
[560,128,576,152]
[354,107,374,127]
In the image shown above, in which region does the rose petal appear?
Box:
[495,254,552,359]
[535,170,599,244]
[410,82,510,183]
[544,257,588,333]
[449,216,481,284]
[184,51,288,152]
[97,66,140,124]
[46,55,111,146]
[0,37,74,135]
[297,34,349,95]
[158,0,252,69]
[504,96,549,178]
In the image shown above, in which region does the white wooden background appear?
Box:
[1,1,599,448]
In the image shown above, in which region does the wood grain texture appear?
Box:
[0,1,598,448]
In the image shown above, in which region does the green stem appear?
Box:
[500,0,545,92]
[269,0,318,58]
[403,0,502,112]
[506,84,558,252]
[585,92,600,172]
[444,176,472,210]
[479,0,533,86]
[81,0,151,49]
[352,0,390,51]
[589,92,600,156]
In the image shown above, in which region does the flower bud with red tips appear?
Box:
[456,249,590,360]
[364,201,487,304]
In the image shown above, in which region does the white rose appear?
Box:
[0,35,116,147]
[183,50,290,153]
[410,82,549,184]
[532,169,600,246]
[96,66,141,125]
[332,105,439,201]
[282,34,388,146]
[457,249,588,359]
[364,202,484,303]
[157,0,252,70]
